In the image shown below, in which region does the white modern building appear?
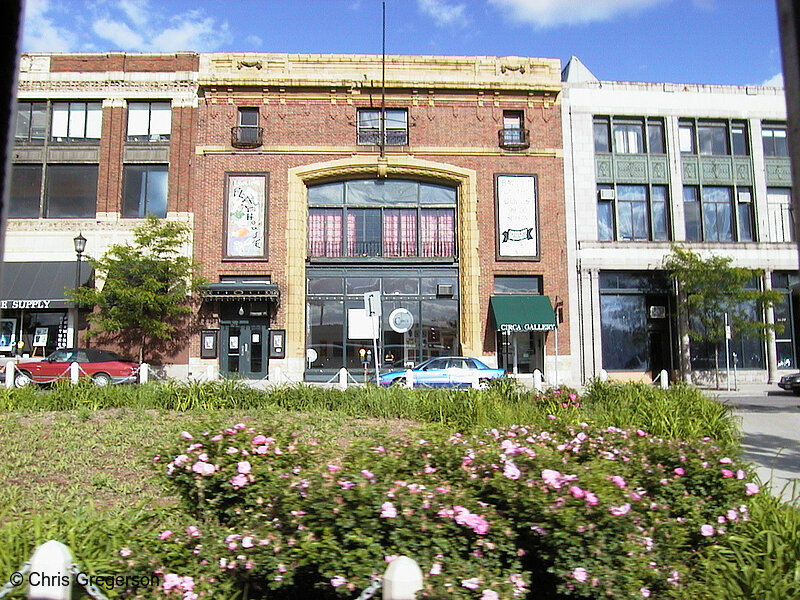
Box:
[562,57,797,385]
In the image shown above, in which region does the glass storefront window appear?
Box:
[600,294,648,370]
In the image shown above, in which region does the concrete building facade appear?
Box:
[561,57,797,385]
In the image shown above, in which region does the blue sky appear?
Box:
[21,0,783,87]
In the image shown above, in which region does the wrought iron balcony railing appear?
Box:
[498,127,530,149]
[231,126,263,149]
[357,129,409,146]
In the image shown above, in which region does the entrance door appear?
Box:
[221,324,268,378]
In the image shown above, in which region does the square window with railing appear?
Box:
[357,108,408,145]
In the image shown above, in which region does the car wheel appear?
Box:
[478,378,490,391]
[792,388,800,396]
[92,373,112,387]
[14,370,32,388]
[391,377,407,387]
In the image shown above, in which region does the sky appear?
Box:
[21,0,784,87]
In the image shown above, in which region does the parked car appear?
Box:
[379,356,505,389]
[1,348,139,387]
[778,372,800,395]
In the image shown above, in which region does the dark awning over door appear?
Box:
[0,261,93,310]
[490,295,557,332]
[201,282,281,302]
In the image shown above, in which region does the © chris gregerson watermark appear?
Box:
[8,569,160,590]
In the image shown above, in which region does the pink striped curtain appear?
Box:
[308,209,342,257]
[420,209,455,257]
[384,209,417,256]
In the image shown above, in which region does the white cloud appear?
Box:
[762,72,784,88]
[148,12,232,53]
[417,0,469,27]
[488,0,667,28]
[92,18,146,51]
[22,0,81,52]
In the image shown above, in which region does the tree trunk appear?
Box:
[714,346,720,390]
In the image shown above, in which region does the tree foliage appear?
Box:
[70,216,205,363]
[663,245,781,376]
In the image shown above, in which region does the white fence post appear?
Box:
[139,363,149,384]
[533,368,543,392]
[338,367,348,391]
[69,362,80,384]
[471,369,480,389]
[404,369,414,389]
[5,360,15,388]
[27,540,72,599]
[599,369,608,382]
[660,369,668,389]
[382,556,422,600]
[205,364,217,381]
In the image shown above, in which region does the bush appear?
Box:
[121,416,762,599]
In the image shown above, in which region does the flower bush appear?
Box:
[119,408,761,600]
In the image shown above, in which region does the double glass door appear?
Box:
[221,324,268,378]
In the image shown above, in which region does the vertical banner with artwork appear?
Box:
[225,173,268,259]
[496,174,538,259]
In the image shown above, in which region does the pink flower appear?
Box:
[569,485,585,499]
[327,464,341,473]
[237,461,252,475]
[330,576,346,588]
[584,491,599,506]
[541,469,563,488]
[192,461,216,476]
[572,567,588,583]
[608,475,627,488]
[119,547,132,557]
[429,563,442,576]
[700,524,715,537]
[736,469,746,480]
[461,577,480,590]
[424,465,437,474]
[241,536,254,548]
[721,469,734,478]
[230,474,249,489]
[361,469,375,479]
[186,526,201,538]
[339,480,355,490]
[640,587,651,598]
[745,482,760,495]
[180,431,193,440]
[380,502,398,518]
[673,467,685,476]
[504,461,521,480]
[252,434,268,445]
[385,555,397,563]
[609,503,631,516]
[481,591,500,600]
[720,457,733,464]
[160,530,173,540]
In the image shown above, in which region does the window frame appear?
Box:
[356,108,408,146]
[126,101,172,143]
[683,184,755,242]
[44,163,98,219]
[50,101,102,143]
[596,183,670,242]
[122,164,169,218]
[14,101,47,145]
[679,118,750,156]
[762,122,789,157]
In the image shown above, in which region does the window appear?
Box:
[357,108,408,145]
[233,107,262,147]
[596,184,669,241]
[493,276,542,294]
[762,123,789,157]
[307,179,456,258]
[122,165,168,218]
[51,102,102,142]
[594,116,665,154]
[767,187,794,242]
[8,165,42,218]
[499,110,529,148]
[772,272,800,369]
[679,119,749,156]
[14,101,47,144]
[45,164,98,218]
[127,101,171,142]
[683,185,753,242]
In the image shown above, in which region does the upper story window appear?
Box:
[679,119,749,156]
[127,101,171,142]
[307,179,456,259]
[14,101,47,144]
[593,116,665,154]
[597,183,669,242]
[51,101,102,142]
[493,275,542,294]
[232,107,262,148]
[683,185,754,242]
[122,164,169,218]
[357,108,408,145]
[762,123,789,157]
[9,163,98,219]
[499,110,529,149]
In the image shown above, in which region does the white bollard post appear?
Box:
[5,360,15,389]
[272,366,282,384]
[27,540,73,600]
[139,363,149,384]
[69,362,80,384]
[471,369,480,389]
[599,369,608,382]
[660,369,668,390]
[338,367,348,391]
[533,369,543,392]
[205,364,217,381]
[404,369,414,389]
[382,556,423,600]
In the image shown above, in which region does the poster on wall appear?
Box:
[0,319,15,352]
[225,173,268,259]
[496,174,538,259]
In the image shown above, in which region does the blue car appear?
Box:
[379,356,505,389]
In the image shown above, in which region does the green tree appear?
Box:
[69,215,205,363]
[663,245,781,386]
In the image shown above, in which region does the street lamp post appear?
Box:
[73,232,86,347]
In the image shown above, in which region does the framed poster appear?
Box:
[224,173,268,259]
[33,327,48,347]
[201,330,218,359]
[0,319,15,352]
[495,174,539,260]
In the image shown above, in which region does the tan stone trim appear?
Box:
[284,155,481,362]
[196,145,560,157]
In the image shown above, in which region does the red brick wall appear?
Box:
[50,53,198,73]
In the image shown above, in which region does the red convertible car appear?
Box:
[1,348,139,387]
